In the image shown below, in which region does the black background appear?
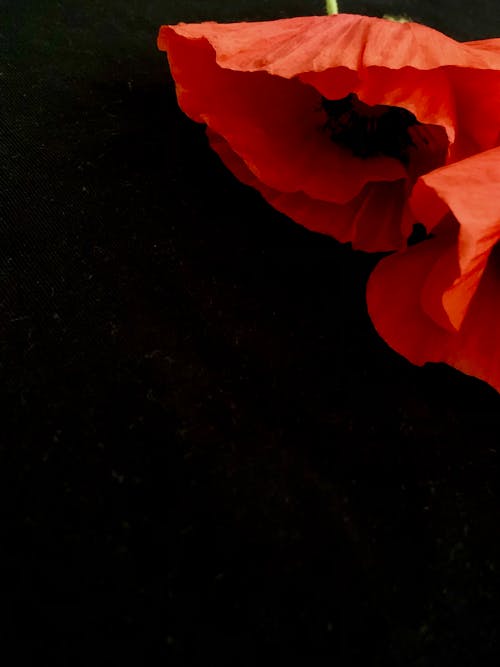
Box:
[2,1,500,664]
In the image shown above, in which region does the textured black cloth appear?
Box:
[1,1,500,664]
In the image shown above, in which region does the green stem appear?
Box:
[325,0,339,15]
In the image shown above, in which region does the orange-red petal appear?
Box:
[159,16,500,76]
[411,147,500,328]
[367,234,455,366]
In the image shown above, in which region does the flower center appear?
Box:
[322,93,419,164]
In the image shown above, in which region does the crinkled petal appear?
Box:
[464,38,500,54]
[159,15,500,77]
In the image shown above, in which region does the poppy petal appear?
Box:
[447,69,500,157]
[411,147,500,329]
[367,234,455,366]
[464,38,500,54]
[159,16,500,76]
[448,252,500,390]
[208,130,413,251]
[353,66,457,145]
[367,237,500,392]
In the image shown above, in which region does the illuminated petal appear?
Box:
[411,147,500,329]
[159,16,500,76]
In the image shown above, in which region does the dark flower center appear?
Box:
[407,222,432,246]
[322,93,420,164]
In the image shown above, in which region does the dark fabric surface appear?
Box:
[1,1,500,664]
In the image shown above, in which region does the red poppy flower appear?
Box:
[367,146,500,392]
[158,14,500,251]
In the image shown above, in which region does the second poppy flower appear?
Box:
[367,146,500,393]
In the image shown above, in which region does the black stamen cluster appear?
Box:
[322,93,419,164]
